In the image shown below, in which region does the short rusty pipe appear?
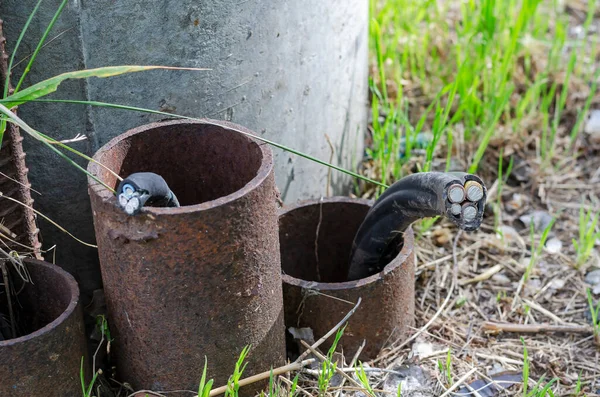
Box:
[348,172,487,280]
[280,197,415,360]
[87,119,286,392]
[0,259,88,397]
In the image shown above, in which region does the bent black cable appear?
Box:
[116,172,180,215]
[347,172,486,280]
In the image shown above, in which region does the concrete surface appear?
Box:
[0,0,368,297]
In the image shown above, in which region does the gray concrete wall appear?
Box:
[0,0,368,297]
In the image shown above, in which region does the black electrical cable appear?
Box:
[116,172,180,215]
[347,172,486,280]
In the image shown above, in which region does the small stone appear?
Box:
[524,278,542,296]
[288,327,315,344]
[549,278,565,290]
[383,364,436,397]
[492,273,511,285]
[584,110,600,135]
[411,341,435,359]
[497,225,523,246]
[585,269,600,285]
[545,237,563,254]
[519,211,554,233]
[506,193,526,212]
[585,110,600,144]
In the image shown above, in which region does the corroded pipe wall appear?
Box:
[87,120,285,391]
[280,198,415,360]
[0,259,87,397]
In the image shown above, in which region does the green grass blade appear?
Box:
[35,130,122,182]
[469,85,514,173]
[80,357,86,397]
[14,0,69,93]
[4,0,43,98]
[23,98,389,188]
[4,66,208,108]
[0,102,114,193]
[0,0,44,148]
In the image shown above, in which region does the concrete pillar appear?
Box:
[0,0,368,296]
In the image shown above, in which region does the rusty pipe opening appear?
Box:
[347,172,487,280]
[0,260,79,342]
[0,259,87,397]
[280,198,415,359]
[88,120,268,212]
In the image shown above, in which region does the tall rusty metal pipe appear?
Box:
[87,120,285,392]
[280,198,415,360]
[0,259,88,396]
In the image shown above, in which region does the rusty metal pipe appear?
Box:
[87,119,285,393]
[347,172,486,280]
[280,198,415,360]
[0,259,88,396]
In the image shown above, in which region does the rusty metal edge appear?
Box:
[87,119,274,214]
[0,259,80,346]
[279,196,415,289]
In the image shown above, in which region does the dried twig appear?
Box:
[295,297,362,363]
[460,264,503,285]
[374,231,463,363]
[334,340,365,397]
[202,359,315,397]
[300,340,367,391]
[0,223,16,239]
[438,367,477,397]
[279,375,313,397]
[482,321,593,334]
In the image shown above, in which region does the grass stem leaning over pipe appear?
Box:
[347,172,487,280]
[22,99,389,189]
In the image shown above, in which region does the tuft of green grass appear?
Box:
[586,288,600,346]
[522,337,559,396]
[288,374,300,397]
[198,356,214,397]
[524,215,556,281]
[572,206,600,268]
[574,370,583,395]
[80,356,99,397]
[415,216,439,239]
[494,149,514,231]
[367,0,595,185]
[225,345,251,397]
[355,362,376,397]
[437,349,453,386]
[317,325,346,396]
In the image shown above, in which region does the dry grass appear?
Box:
[341,0,600,395]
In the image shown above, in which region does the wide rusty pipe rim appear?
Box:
[87,119,274,215]
[0,259,80,347]
[280,196,415,291]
